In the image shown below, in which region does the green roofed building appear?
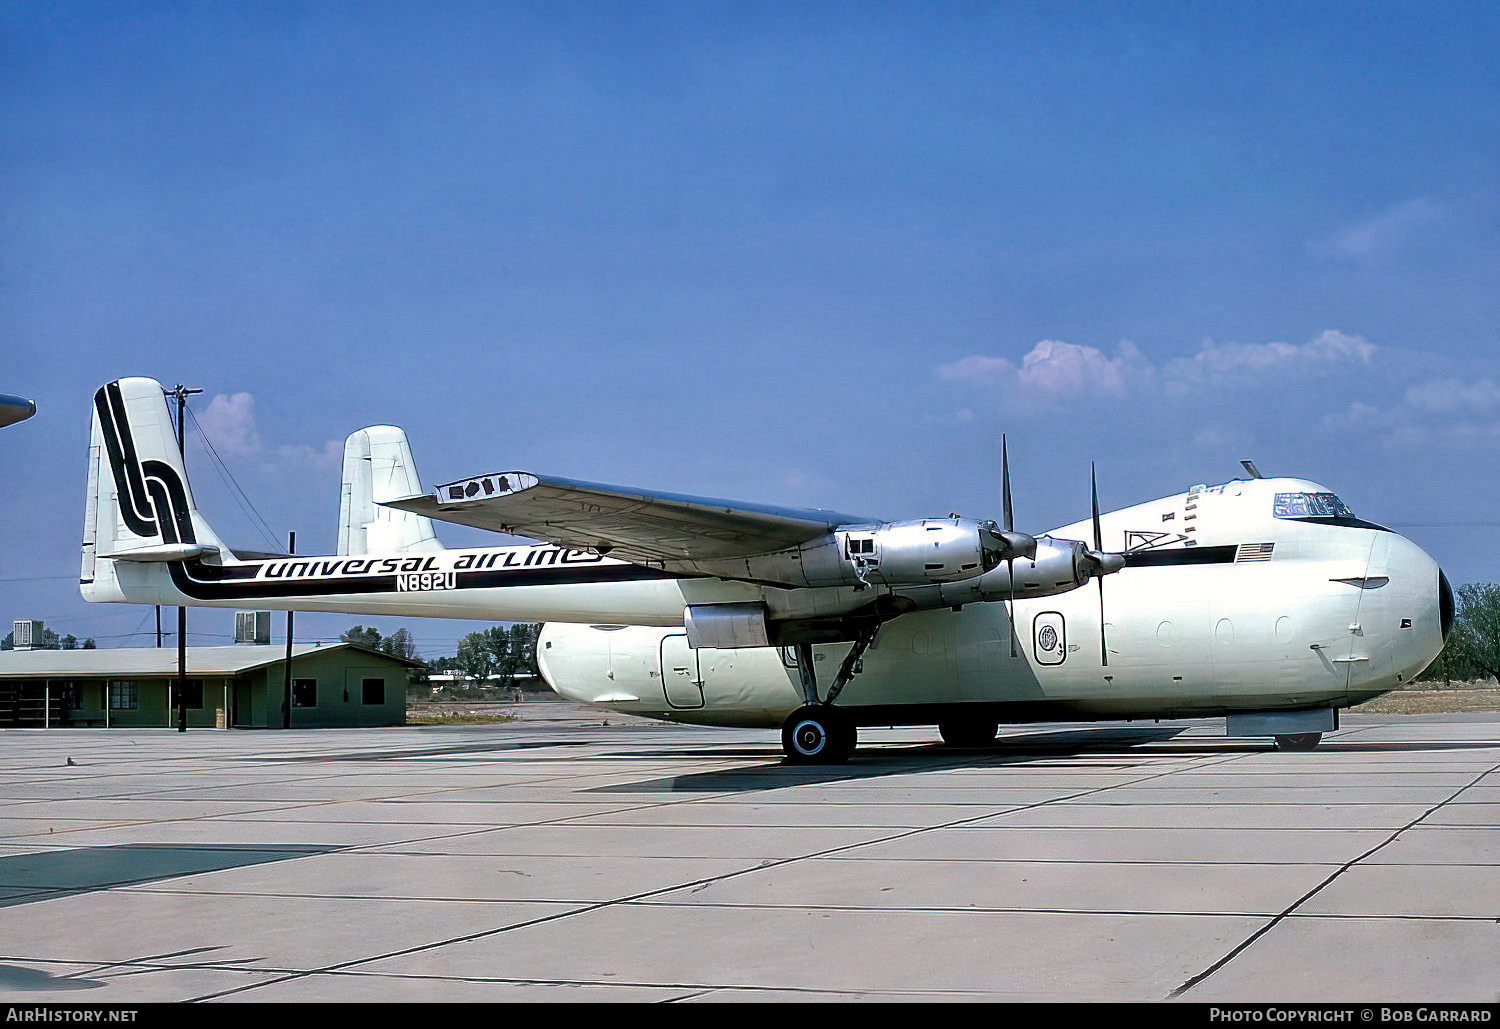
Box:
[0,643,416,729]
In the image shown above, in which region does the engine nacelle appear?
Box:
[723,516,1012,589]
[936,540,1092,606]
[911,536,1100,608]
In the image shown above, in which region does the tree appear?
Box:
[454,626,507,684]
[1419,582,1500,684]
[450,624,540,686]
[381,627,418,661]
[339,625,419,661]
[1,628,61,650]
[1454,583,1500,683]
[340,625,383,650]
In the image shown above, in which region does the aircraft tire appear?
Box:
[1274,732,1323,751]
[938,719,999,748]
[782,706,856,764]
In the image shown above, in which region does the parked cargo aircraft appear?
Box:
[83,377,1452,762]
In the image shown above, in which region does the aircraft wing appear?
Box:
[382,471,875,563]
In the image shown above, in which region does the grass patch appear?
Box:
[407,707,519,725]
[1350,681,1500,715]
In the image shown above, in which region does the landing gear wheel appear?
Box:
[1275,732,1322,751]
[938,719,999,748]
[782,706,857,764]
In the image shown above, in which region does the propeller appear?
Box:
[989,436,1042,658]
[986,435,1037,561]
[1002,435,1018,657]
[1085,463,1127,666]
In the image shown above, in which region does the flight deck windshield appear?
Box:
[1273,493,1355,519]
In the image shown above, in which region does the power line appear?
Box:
[184,404,285,553]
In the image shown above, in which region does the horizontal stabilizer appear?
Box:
[108,543,221,563]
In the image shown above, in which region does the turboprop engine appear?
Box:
[708,516,1033,590]
[684,532,1123,649]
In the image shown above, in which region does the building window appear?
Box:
[292,678,317,708]
[107,681,138,710]
[362,678,384,705]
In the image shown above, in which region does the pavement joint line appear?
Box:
[181,742,1241,1001]
[1168,755,1500,1000]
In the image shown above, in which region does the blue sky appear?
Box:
[2,1,1496,657]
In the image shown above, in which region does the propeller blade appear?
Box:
[1001,436,1017,656]
[1098,576,1108,667]
[1092,462,1108,666]
[1002,435,1014,534]
[1091,462,1102,552]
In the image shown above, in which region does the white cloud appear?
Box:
[1313,197,1445,262]
[194,391,341,469]
[277,440,345,470]
[937,339,1148,396]
[1162,330,1375,392]
[939,331,1375,403]
[1402,378,1500,415]
[196,392,261,457]
[1324,377,1500,451]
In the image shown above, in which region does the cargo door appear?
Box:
[659,633,705,709]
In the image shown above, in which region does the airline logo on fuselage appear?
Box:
[258,547,607,582]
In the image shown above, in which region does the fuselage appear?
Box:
[537,477,1450,728]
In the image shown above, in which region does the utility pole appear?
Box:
[283,531,294,730]
[165,384,201,733]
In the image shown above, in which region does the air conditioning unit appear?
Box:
[12,620,44,650]
[234,611,272,645]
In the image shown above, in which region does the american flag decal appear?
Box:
[1236,543,1275,562]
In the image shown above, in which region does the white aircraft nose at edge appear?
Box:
[0,392,35,428]
[81,377,1451,763]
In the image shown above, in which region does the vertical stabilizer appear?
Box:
[337,425,443,555]
[82,378,231,601]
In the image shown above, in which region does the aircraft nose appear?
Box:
[1372,533,1449,683]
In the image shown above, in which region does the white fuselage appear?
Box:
[85,466,1447,732]
[537,478,1447,728]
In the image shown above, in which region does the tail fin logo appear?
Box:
[94,382,196,546]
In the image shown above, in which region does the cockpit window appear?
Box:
[1273,492,1354,519]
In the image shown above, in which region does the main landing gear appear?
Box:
[1274,732,1323,751]
[779,628,877,765]
[782,705,856,764]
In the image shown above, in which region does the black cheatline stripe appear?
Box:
[1286,516,1394,532]
[167,560,680,602]
[96,384,157,538]
[1123,545,1237,568]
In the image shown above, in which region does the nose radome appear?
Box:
[1385,533,1448,681]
